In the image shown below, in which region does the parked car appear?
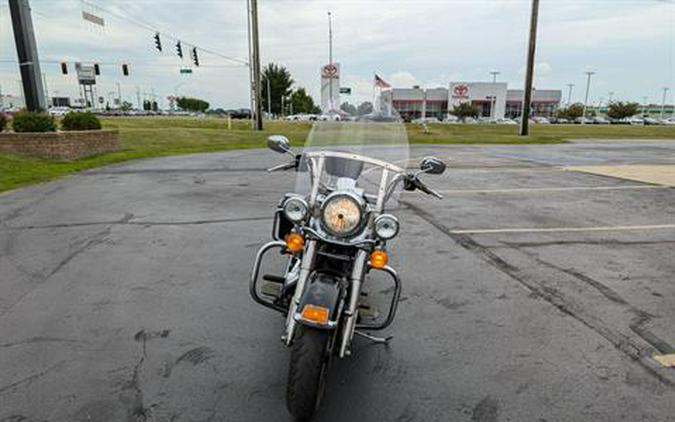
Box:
[661,118,675,125]
[443,114,459,123]
[574,117,594,124]
[592,117,611,124]
[643,117,661,125]
[412,117,439,124]
[48,106,71,117]
[495,118,517,125]
[532,117,550,124]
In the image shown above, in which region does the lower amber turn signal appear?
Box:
[285,233,304,253]
[370,250,388,269]
[300,304,330,325]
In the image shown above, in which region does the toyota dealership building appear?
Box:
[384,82,562,120]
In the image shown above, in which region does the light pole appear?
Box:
[266,77,271,116]
[643,96,649,116]
[581,71,595,124]
[519,0,539,136]
[608,91,614,104]
[328,11,333,112]
[661,87,669,120]
[490,71,500,121]
[566,83,574,106]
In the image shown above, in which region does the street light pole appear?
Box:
[490,71,500,121]
[661,87,669,120]
[581,71,595,125]
[328,11,333,112]
[519,0,539,136]
[566,83,574,106]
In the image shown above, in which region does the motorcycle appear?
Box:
[250,114,445,420]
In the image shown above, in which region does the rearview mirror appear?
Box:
[420,156,446,175]
[267,135,291,154]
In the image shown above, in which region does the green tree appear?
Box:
[340,102,357,115]
[290,87,316,114]
[607,101,640,119]
[357,101,373,116]
[120,101,133,112]
[176,97,209,112]
[262,63,294,115]
[451,102,480,120]
[556,103,585,120]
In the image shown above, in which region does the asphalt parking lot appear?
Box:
[1,140,674,421]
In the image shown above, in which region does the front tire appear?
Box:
[286,326,330,420]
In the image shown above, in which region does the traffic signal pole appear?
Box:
[519,0,539,136]
[9,0,46,111]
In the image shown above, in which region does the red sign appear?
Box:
[321,64,339,79]
[453,84,469,98]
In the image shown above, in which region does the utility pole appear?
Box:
[581,71,595,124]
[566,83,574,106]
[328,11,333,112]
[246,0,254,127]
[9,0,46,111]
[519,0,539,136]
[117,82,122,107]
[250,0,263,130]
[661,87,669,120]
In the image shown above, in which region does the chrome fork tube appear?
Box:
[339,249,368,357]
[284,239,317,345]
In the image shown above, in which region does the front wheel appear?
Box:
[286,326,331,420]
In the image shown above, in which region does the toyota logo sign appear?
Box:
[453,84,469,98]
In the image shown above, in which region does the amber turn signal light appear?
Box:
[370,250,388,269]
[285,233,305,253]
[300,304,330,325]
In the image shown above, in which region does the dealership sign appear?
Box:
[321,63,339,79]
[452,84,469,99]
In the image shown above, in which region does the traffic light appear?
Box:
[154,32,162,52]
[122,64,129,76]
[176,41,183,59]
[60,62,68,75]
[94,63,100,75]
[191,47,199,66]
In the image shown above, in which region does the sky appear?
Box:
[0,0,673,109]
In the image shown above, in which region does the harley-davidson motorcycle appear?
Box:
[250,113,445,420]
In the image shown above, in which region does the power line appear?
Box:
[79,0,249,66]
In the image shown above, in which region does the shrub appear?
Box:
[12,111,56,133]
[61,111,102,131]
[0,113,7,132]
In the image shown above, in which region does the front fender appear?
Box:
[294,273,344,329]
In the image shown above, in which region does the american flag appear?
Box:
[374,74,391,89]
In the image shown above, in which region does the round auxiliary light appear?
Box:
[374,214,400,240]
[321,193,363,237]
[283,197,309,223]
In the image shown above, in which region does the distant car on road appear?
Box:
[412,117,439,124]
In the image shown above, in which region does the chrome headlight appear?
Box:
[283,197,309,223]
[321,193,363,237]
[374,214,399,240]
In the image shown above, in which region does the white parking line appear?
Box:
[450,224,675,235]
[437,185,668,195]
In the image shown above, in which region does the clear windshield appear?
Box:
[295,111,409,209]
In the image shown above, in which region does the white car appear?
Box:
[496,118,517,125]
[412,117,439,124]
[48,107,71,117]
